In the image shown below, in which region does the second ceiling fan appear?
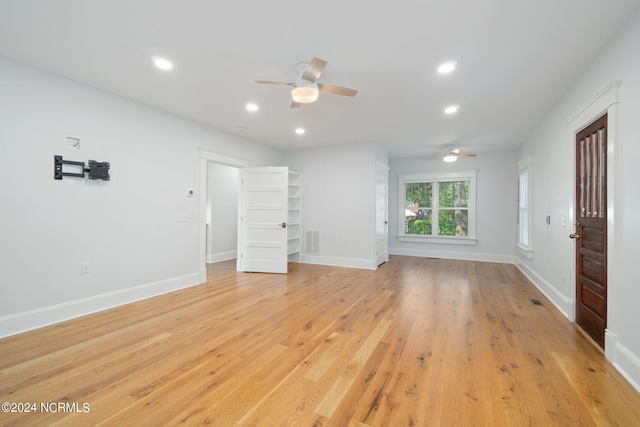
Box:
[443,148,477,162]
[251,57,358,108]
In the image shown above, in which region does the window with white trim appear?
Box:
[517,155,533,258]
[398,171,477,245]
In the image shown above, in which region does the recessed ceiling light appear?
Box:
[444,105,459,114]
[438,61,457,74]
[245,103,259,112]
[295,127,305,135]
[152,56,173,70]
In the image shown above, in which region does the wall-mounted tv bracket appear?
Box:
[54,155,110,181]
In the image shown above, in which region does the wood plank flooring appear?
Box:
[1,256,640,426]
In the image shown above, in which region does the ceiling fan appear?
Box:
[251,57,358,108]
[443,148,477,162]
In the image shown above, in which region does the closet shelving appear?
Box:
[287,171,301,262]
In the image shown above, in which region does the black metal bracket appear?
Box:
[54,155,84,180]
[54,155,110,181]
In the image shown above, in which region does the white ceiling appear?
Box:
[1,0,639,158]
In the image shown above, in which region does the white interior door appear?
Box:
[240,167,289,273]
[376,163,389,266]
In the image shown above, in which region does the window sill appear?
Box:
[398,235,477,246]
[516,244,534,259]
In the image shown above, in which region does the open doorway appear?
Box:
[198,150,249,281]
[206,163,240,264]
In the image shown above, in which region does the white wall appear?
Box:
[375,142,389,166]
[206,163,239,263]
[516,9,640,391]
[284,142,378,269]
[388,151,517,263]
[0,57,282,337]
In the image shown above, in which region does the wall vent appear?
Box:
[305,230,320,255]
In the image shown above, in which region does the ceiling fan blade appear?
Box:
[290,100,301,108]
[448,148,477,157]
[250,79,294,86]
[301,57,327,82]
[318,83,358,97]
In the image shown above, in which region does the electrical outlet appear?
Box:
[81,262,90,274]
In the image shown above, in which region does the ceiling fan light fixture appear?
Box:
[291,85,319,103]
[443,153,458,162]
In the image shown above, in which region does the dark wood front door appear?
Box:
[574,113,608,347]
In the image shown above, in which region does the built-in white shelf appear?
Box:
[287,171,301,263]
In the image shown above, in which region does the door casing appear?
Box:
[198,150,248,279]
[566,81,619,356]
[573,113,608,347]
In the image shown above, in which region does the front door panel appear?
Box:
[574,113,607,347]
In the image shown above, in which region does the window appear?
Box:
[517,155,533,258]
[398,171,477,244]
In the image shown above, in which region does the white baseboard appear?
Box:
[300,254,377,270]
[0,272,202,339]
[514,260,574,320]
[606,331,640,393]
[389,246,515,264]
[206,250,237,264]
[301,249,513,270]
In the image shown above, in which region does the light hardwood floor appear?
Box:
[1,256,640,426]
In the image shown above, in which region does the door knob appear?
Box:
[569,233,580,239]
[281,222,287,229]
